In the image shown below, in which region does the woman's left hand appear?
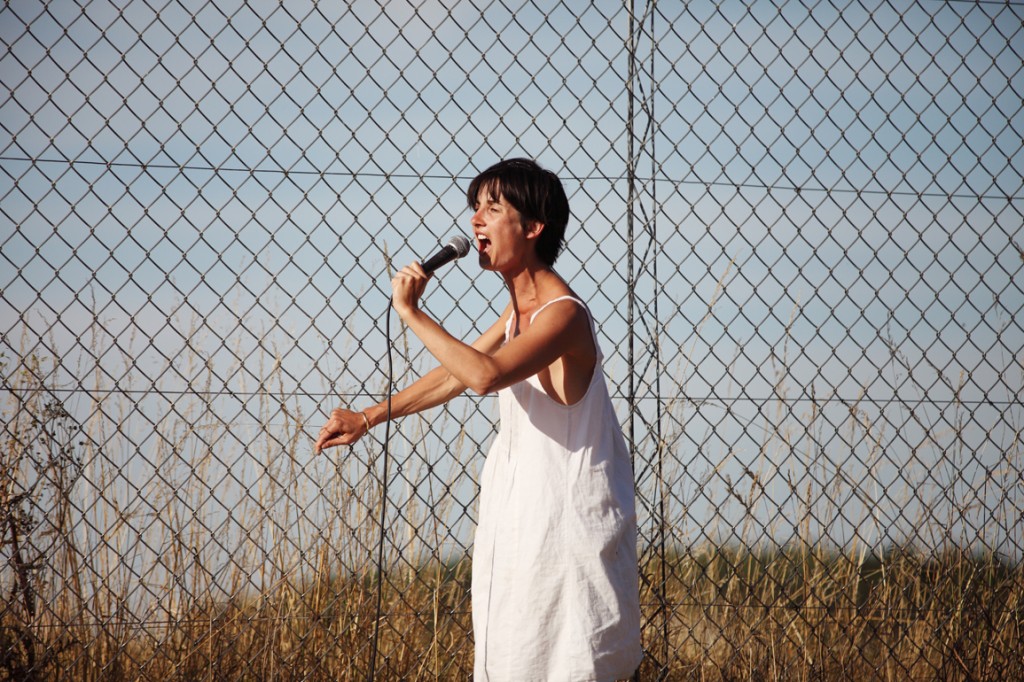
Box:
[391,262,430,320]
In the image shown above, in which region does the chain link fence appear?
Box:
[2,1,1022,679]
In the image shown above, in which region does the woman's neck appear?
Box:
[502,261,568,339]
[503,260,556,307]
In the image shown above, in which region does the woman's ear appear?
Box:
[524,221,545,241]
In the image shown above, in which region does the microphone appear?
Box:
[420,235,472,274]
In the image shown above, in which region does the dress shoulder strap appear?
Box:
[528,296,602,362]
[528,295,586,323]
[505,296,586,343]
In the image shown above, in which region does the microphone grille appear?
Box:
[449,235,472,258]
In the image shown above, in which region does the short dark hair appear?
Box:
[467,158,569,266]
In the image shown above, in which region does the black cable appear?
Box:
[366,295,394,682]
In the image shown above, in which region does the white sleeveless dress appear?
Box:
[471,296,643,681]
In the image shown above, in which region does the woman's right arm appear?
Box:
[314,304,510,453]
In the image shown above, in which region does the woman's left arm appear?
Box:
[392,264,588,395]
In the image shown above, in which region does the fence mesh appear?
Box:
[2,1,1022,679]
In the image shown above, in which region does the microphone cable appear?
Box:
[366,237,468,680]
[367,294,394,682]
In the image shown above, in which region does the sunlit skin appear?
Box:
[314,185,596,453]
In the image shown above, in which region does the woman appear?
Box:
[315,158,642,681]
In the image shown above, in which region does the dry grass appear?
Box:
[637,545,1022,680]
[2,323,1022,680]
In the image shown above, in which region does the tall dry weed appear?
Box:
[1,297,1021,681]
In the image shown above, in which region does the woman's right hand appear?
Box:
[314,408,370,453]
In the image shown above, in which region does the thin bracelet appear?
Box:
[361,412,371,432]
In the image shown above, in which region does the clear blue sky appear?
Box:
[1,0,1022,564]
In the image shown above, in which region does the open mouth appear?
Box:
[476,235,491,252]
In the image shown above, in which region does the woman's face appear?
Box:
[470,184,529,271]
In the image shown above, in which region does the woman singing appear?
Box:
[316,158,642,681]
